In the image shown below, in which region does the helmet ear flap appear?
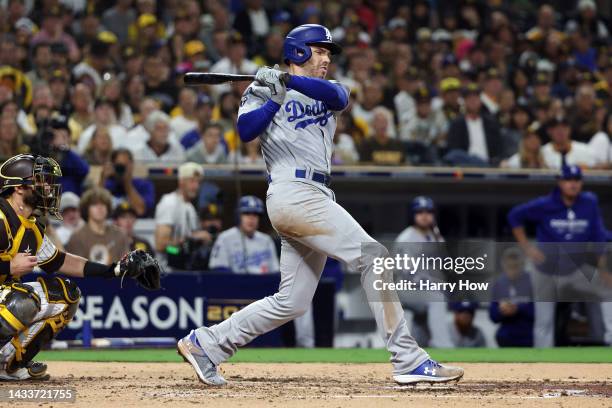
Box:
[284,42,312,65]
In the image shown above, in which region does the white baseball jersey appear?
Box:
[237,82,349,175]
[209,226,279,274]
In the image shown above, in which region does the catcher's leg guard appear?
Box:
[0,283,41,349]
[4,276,80,373]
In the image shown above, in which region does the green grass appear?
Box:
[37,347,612,364]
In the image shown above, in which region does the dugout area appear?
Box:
[2,347,609,407]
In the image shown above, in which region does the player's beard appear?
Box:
[23,188,41,213]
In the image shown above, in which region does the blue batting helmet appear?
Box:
[283,24,342,65]
[411,196,435,213]
[238,195,264,215]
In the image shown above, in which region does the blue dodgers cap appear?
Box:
[558,165,583,180]
[450,301,479,313]
[411,196,435,212]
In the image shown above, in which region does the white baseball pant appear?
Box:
[196,177,429,375]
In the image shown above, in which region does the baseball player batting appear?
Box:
[177,24,464,386]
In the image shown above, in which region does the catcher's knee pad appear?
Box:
[37,276,81,324]
[5,277,80,371]
[0,283,41,347]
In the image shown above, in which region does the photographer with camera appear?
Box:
[31,113,89,195]
[181,203,224,271]
[100,148,154,217]
[154,162,213,270]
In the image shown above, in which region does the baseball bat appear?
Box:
[183,72,255,85]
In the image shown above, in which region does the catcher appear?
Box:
[0,154,161,381]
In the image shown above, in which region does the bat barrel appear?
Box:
[183,72,255,85]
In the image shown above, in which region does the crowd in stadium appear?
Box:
[0,0,611,171]
[0,1,611,347]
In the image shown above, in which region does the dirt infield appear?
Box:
[2,362,611,407]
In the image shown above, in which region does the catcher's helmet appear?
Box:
[238,195,264,215]
[411,196,435,213]
[0,154,63,219]
[283,24,342,65]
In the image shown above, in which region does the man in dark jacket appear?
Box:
[445,83,503,166]
[508,165,612,346]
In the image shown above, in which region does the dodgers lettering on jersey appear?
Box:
[209,227,279,275]
[238,81,348,175]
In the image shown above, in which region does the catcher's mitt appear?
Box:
[115,249,162,290]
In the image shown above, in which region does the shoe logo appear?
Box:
[424,367,436,376]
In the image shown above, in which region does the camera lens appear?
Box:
[114,163,126,176]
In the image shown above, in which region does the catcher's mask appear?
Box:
[0,154,63,219]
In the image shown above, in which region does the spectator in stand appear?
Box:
[26,42,53,86]
[101,0,137,45]
[541,117,595,169]
[445,83,503,166]
[0,114,28,161]
[589,111,612,168]
[53,191,84,247]
[252,30,284,67]
[210,32,258,97]
[565,0,609,42]
[186,123,227,165]
[100,75,134,129]
[531,72,552,107]
[354,82,397,138]
[48,68,71,115]
[437,77,462,134]
[77,98,128,154]
[184,203,223,270]
[180,94,214,149]
[332,114,359,165]
[480,67,504,117]
[69,82,94,137]
[133,110,185,163]
[142,51,177,111]
[448,302,486,348]
[489,247,534,347]
[569,84,600,144]
[500,104,532,160]
[170,88,199,141]
[47,113,89,195]
[232,0,271,53]
[126,97,165,148]
[359,108,405,166]
[128,13,166,53]
[501,122,546,169]
[525,4,564,47]
[66,187,130,265]
[124,73,145,112]
[23,83,54,135]
[72,38,111,94]
[154,162,212,265]
[227,136,263,165]
[31,6,79,63]
[82,126,113,166]
[183,39,211,72]
[101,148,155,217]
[113,202,155,256]
[404,87,446,164]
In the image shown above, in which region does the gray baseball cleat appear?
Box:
[393,359,464,385]
[177,330,227,386]
[0,361,49,381]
